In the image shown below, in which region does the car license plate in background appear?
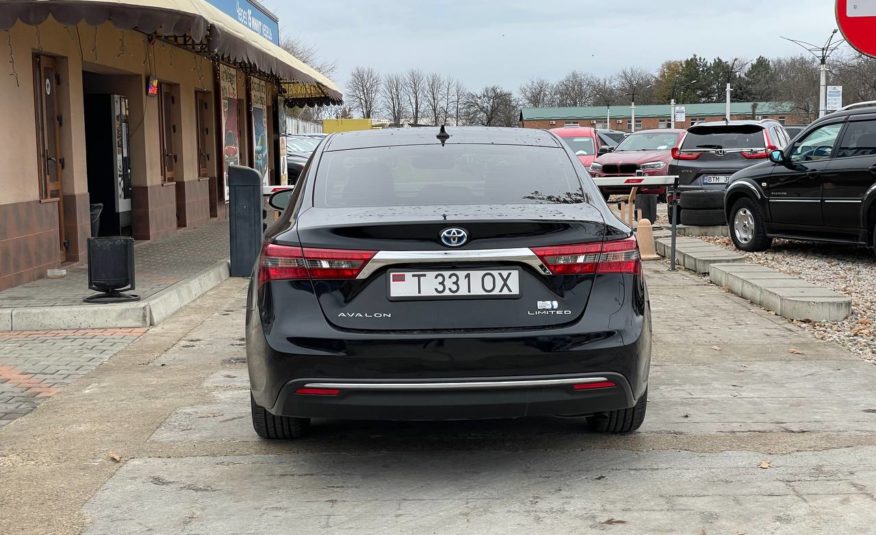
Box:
[389,269,519,299]
[703,175,730,184]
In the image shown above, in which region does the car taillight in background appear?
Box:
[671,147,701,160]
[259,244,376,284]
[531,236,641,275]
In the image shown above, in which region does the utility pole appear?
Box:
[631,102,636,133]
[781,30,844,119]
[726,83,732,121]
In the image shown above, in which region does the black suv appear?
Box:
[724,103,876,253]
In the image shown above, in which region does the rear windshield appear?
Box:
[616,132,680,151]
[560,136,596,156]
[681,126,766,150]
[314,144,584,207]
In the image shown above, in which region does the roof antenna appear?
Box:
[437,124,450,146]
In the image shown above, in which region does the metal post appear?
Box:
[606,107,611,130]
[669,181,679,271]
[725,83,732,121]
[670,98,676,129]
[631,102,636,133]
[819,61,828,118]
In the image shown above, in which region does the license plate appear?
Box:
[388,269,520,299]
[702,175,730,184]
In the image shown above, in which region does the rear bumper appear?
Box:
[247,314,651,420]
[272,373,635,420]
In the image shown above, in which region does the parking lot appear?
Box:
[2,262,876,534]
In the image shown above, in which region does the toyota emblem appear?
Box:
[440,227,468,247]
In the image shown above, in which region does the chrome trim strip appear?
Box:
[768,198,820,203]
[726,181,762,200]
[358,248,551,279]
[305,377,611,391]
[823,199,862,204]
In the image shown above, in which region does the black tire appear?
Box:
[587,389,647,434]
[680,208,726,227]
[729,197,772,252]
[251,394,310,439]
[679,190,725,210]
[667,205,681,225]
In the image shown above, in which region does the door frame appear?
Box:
[32,54,66,260]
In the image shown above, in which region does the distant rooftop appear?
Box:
[521,102,796,121]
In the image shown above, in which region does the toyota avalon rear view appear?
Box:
[246,127,651,439]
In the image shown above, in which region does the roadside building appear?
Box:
[0,0,341,291]
[520,102,808,131]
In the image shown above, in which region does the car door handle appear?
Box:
[869,165,876,176]
[806,171,820,179]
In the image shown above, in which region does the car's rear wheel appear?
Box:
[251,394,310,439]
[729,198,772,252]
[587,389,647,434]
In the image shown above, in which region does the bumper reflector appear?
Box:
[573,380,616,391]
[295,387,341,396]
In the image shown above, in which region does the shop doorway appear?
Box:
[83,70,135,237]
[33,55,66,260]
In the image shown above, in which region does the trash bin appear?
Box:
[89,203,103,237]
[635,194,658,224]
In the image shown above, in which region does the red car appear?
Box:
[550,127,607,170]
[589,129,685,199]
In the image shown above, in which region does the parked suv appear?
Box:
[724,103,876,253]
[669,120,790,223]
[590,129,685,200]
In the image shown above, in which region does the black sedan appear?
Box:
[247,127,651,439]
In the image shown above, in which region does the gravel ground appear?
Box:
[699,235,876,362]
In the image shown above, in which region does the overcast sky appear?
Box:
[261,0,841,92]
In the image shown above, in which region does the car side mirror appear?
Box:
[268,188,295,211]
[598,146,613,155]
[769,150,785,164]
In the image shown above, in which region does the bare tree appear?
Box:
[519,78,554,108]
[423,73,446,126]
[404,69,426,125]
[773,56,820,122]
[617,68,656,105]
[280,36,336,77]
[451,79,466,126]
[347,67,381,119]
[464,86,518,127]
[553,71,596,107]
[382,73,407,126]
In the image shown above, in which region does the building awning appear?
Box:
[0,0,342,106]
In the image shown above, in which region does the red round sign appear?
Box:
[837,0,876,57]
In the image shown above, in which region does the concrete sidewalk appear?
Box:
[0,221,231,330]
[2,265,876,534]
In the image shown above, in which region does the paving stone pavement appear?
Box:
[0,328,145,427]
[0,220,229,309]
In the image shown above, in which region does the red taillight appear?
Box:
[531,236,640,275]
[573,380,616,391]
[258,244,375,284]
[741,144,777,160]
[295,387,340,396]
[671,147,701,160]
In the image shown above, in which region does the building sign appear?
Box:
[827,86,844,111]
[205,0,279,45]
[251,78,269,186]
[220,64,242,202]
[674,106,686,123]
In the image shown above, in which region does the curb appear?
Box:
[709,263,851,322]
[655,237,745,274]
[1,260,231,331]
